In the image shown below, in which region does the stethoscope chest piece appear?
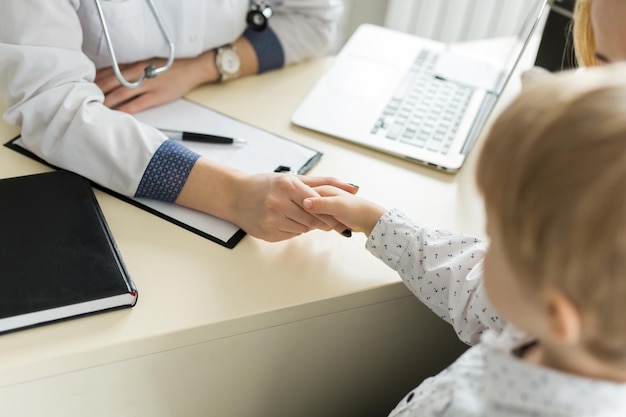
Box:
[94,0,175,88]
[247,1,273,31]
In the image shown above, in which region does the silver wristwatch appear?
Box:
[215,44,241,82]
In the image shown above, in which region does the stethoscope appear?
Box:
[247,0,273,31]
[94,0,272,89]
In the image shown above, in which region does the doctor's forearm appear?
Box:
[174,158,246,223]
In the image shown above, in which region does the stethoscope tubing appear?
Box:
[94,0,175,88]
[94,0,271,88]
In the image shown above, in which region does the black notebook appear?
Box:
[0,171,137,334]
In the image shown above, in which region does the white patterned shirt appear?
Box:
[366,209,626,417]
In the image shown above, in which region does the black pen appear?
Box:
[159,129,246,145]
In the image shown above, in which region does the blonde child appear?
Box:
[303,64,626,416]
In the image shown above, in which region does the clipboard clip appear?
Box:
[274,165,296,174]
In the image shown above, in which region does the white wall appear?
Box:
[333,0,389,52]
[334,0,544,51]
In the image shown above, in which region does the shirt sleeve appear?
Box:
[243,0,343,70]
[0,0,198,199]
[366,208,504,345]
[135,140,200,201]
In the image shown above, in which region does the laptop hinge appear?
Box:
[462,93,498,155]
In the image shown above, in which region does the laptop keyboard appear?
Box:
[371,50,474,155]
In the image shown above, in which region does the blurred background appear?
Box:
[335,0,576,72]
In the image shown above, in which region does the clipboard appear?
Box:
[4,99,322,249]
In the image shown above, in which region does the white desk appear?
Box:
[0,38,536,416]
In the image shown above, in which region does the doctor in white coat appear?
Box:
[0,0,356,242]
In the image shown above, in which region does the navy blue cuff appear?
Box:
[243,26,285,73]
[135,140,200,202]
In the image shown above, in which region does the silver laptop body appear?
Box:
[292,0,548,172]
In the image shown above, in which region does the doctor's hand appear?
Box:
[175,158,360,243]
[303,186,387,237]
[227,174,359,242]
[95,56,214,114]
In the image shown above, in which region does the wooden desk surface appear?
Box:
[0,41,534,414]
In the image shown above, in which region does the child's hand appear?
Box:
[302,185,387,236]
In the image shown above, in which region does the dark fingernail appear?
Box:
[341,229,352,238]
[348,183,359,189]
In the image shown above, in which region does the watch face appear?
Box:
[221,49,240,74]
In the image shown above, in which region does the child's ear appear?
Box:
[546,289,582,344]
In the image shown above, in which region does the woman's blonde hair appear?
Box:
[476,64,626,361]
[573,0,600,66]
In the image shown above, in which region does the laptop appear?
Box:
[292,0,548,172]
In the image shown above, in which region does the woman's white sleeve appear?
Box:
[269,0,343,64]
[243,0,343,72]
[0,0,183,196]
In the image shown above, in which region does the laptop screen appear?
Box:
[494,0,549,92]
[432,0,548,95]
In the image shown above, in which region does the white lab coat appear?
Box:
[0,0,342,196]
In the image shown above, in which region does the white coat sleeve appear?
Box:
[243,0,343,72]
[366,209,503,346]
[0,0,195,197]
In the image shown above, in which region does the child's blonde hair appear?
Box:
[476,64,626,361]
[573,0,600,66]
